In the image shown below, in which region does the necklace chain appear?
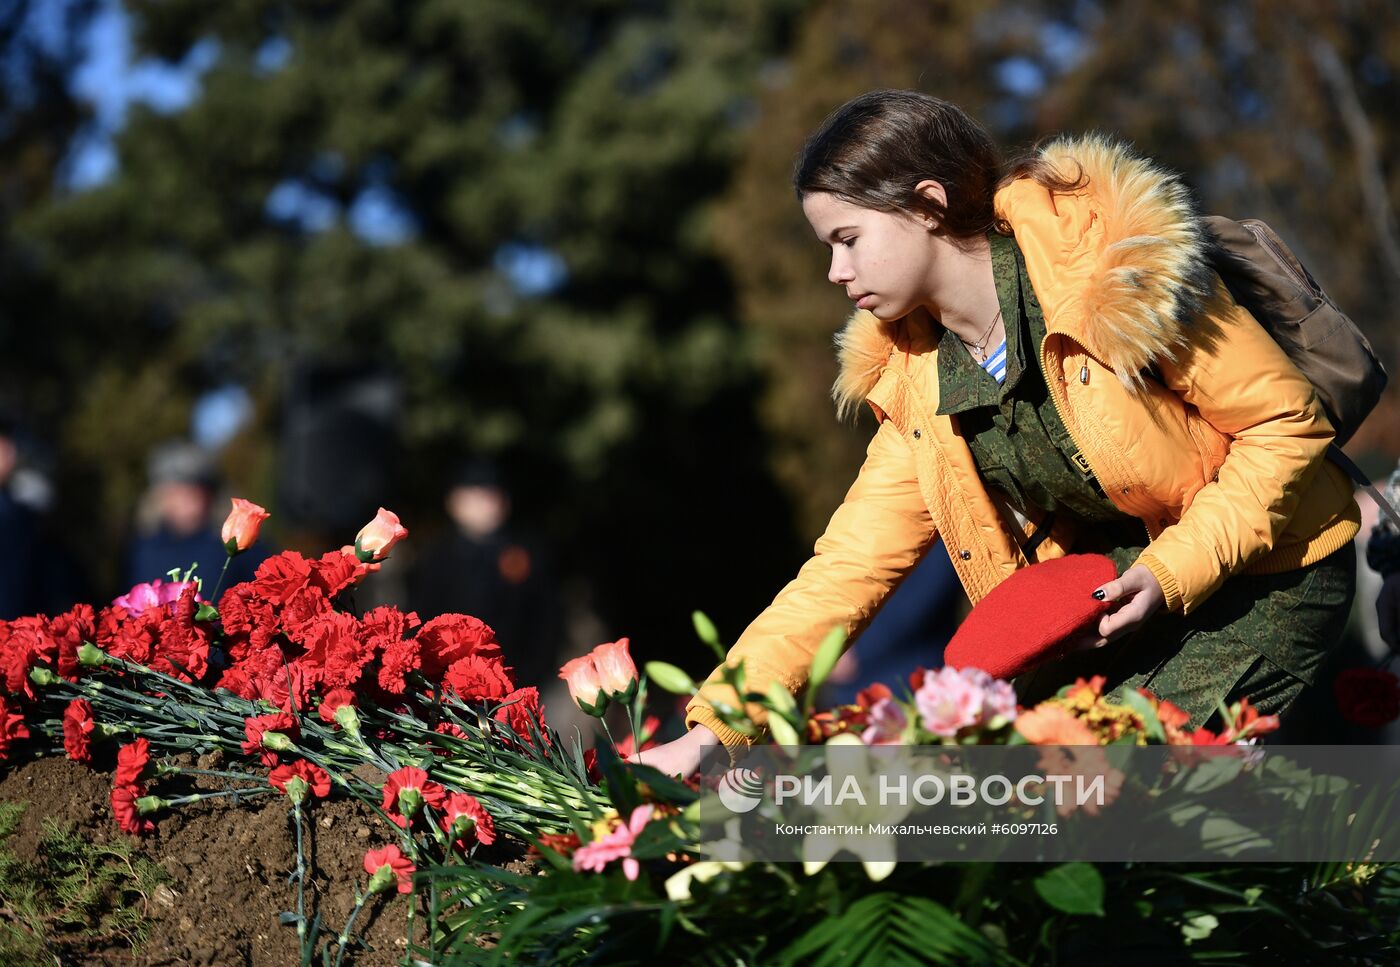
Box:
[959,308,1003,363]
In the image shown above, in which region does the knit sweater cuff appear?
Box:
[1136,551,1183,613]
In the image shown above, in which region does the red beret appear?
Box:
[944,554,1117,680]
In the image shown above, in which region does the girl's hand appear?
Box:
[1068,564,1166,651]
[626,723,724,778]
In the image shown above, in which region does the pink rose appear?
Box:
[220,498,270,554]
[590,638,638,702]
[354,508,408,562]
[559,655,608,717]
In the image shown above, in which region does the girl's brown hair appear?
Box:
[793,90,1085,237]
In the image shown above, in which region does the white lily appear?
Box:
[800,734,914,882]
[664,860,748,901]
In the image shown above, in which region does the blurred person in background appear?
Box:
[1370,460,1400,652]
[410,458,565,693]
[0,413,87,619]
[124,440,269,595]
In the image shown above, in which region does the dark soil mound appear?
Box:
[0,753,524,965]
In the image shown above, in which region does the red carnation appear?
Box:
[63,699,97,763]
[251,551,315,606]
[279,585,332,644]
[440,792,495,851]
[442,654,514,703]
[430,720,467,757]
[217,584,280,653]
[111,782,154,835]
[0,695,30,762]
[309,550,360,598]
[256,660,316,713]
[50,604,96,679]
[270,760,333,800]
[242,711,299,766]
[381,766,446,828]
[530,831,581,860]
[115,737,152,785]
[150,586,211,682]
[318,688,357,724]
[1334,668,1400,729]
[300,611,374,689]
[493,686,547,748]
[378,638,422,694]
[416,614,500,679]
[215,666,259,700]
[0,623,44,699]
[99,604,161,667]
[362,605,420,643]
[363,844,415,894]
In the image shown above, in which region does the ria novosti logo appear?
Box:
[717,767,765,813]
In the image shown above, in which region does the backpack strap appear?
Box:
[1328,444,1400,531]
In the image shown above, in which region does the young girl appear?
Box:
[641,90,1360,773]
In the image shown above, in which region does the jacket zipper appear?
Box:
[1038,334,1153,545]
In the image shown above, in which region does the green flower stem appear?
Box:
[157,765,265,783]
[164,788,277,809]
[332,892,372,967]
[625,700,644,765]
[428,764,589,810]
[599,716,621,760]
[208,556,233,603]
[291,801,309,946]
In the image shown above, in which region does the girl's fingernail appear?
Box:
[1092,590,1106,600]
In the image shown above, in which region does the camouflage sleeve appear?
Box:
[1367,461,1400,577]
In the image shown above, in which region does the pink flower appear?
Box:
[558,654,608,716]
[571,804,652,881]
[861,697,908,746]
[113,579,199,615]
[221,498,270,554]
[354,508,408,562]
[591,638,638,702]
[980,676,1019,724]
[915,667,988,736]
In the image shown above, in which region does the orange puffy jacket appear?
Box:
[686,135,1360,751]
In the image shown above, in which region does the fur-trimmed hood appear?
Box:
[832,135,1216,421]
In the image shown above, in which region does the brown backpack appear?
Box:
[1205,215,1396,528]
[1205,215,1387,447]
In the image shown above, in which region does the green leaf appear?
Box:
[194,603,219,622]
[645,661,697,695]
[1032,863,1105,916]
[1182,756,1244,794]
[778,892,1008,966]
[1118,688,1165,743]
[1181,912,1219,943]
[803,625,848,713]
[766,681,798,718]
[692,610,725,660]
[768,713,801,749]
